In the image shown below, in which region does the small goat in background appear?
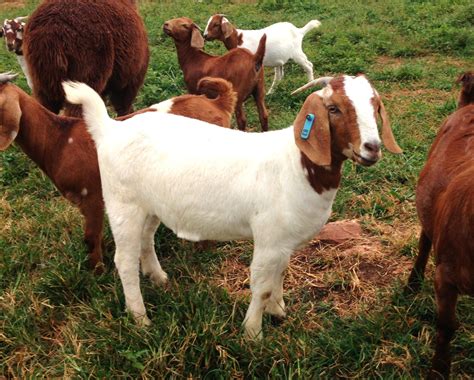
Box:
[164,17,268,132]
[0,17,32,89]
[63,74,402,338]
[203,14,321,94]
[406,72,474,380]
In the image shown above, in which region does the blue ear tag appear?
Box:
[300,113,315,140]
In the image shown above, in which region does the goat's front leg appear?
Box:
[80,198,105,274]
[235,102,247,131]
[244,245,291,339]
[252,79,269,132]
[428,265,459,380]
[109,204,150,325]
[140,215,168,286]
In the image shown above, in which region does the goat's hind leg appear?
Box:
[405,230,432,293]
[80,199,105,274]
[140,215,168,286]
[109,204,150,325]
[293,50,314,81]
[428,264,458,380]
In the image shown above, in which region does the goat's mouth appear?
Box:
[163,25,172,36]
[353,151,379,167]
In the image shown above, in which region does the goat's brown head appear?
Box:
[1,17,27,54]
[203,14,233,41]
[163,17,204,49]
[0,72,21,151]
[292,75,402,167]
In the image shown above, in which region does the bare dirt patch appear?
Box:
[213,219,421,325]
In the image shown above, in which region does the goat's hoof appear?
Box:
[244,326,263,341]
[90,261,105,275]
[403,281,421,296]
[150,271,169,287]
[270,314,286,326]
[136,315,152,327]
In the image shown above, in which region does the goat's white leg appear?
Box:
[293,51,314,81]
[267,66,284,95]
[110,205,150,326]
[264,256,289,319]
[244,245,291,339]
[140,215,168,286]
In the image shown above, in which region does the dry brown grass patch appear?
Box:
[213,219,420,326]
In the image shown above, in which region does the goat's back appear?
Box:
[24,0,149,115]
[416,104,474,248]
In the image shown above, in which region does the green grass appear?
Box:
[1,0,474,377]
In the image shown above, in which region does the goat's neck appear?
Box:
[458,90,474,109]
[300,153,344,194]
[16,91,64,175]
[223,29,241,50]
[175,41,210,69]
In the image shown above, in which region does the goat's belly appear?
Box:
[153,206,253,242]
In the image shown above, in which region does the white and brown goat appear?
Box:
[63,74,402,338]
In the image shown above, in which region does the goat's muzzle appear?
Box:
[163,23,172,36]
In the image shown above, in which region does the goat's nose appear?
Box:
[363,141,381,154]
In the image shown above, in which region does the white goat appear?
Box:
[203,14,321,94]
[0,17,32,89]
[63,75,402,339]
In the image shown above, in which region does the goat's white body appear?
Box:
[64,80,340,337]
[228,20,320,94]
[100,114,336,244]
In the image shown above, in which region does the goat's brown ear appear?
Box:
[0,97,21,151]
[221,17,233,39]
[294,92,331,166]
[378,100,402,154]
[191,26,205,49]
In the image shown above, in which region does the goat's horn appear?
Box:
[0,72,19,84]
[291,76,334,95]
[14,16,29,22]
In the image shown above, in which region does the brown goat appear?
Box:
[406,72,474,379]
[23,0,149,117]
[0,73,236,273]
[163,17,268,132]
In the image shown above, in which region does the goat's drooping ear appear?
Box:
[0,96,21,151]
[378,99,402,154]
[294,92,331,166]
[221,17,233,38]
[191,24,205,49]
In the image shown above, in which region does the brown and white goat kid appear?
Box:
[63,74,402,338]
[0,73,236,273]
[163,17,268,132]
[406,71,474,380]
[0,17,32,89]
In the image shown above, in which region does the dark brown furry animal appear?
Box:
[0,73,237,273]
[23,0,149,117]
[406,71,474,379]
[163,17,268,131]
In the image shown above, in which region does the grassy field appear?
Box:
[1,0,473,377]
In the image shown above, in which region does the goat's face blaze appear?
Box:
[327,75,384,166]
[2,19,24,54]
[203,15,223,41]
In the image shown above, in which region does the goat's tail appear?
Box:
[62,81,110,142]
[457,71,474,109]
[300,19,321,35]
[254,34,267,72]
[197,77,237,115]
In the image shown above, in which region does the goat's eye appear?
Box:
[327,105,340,114]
